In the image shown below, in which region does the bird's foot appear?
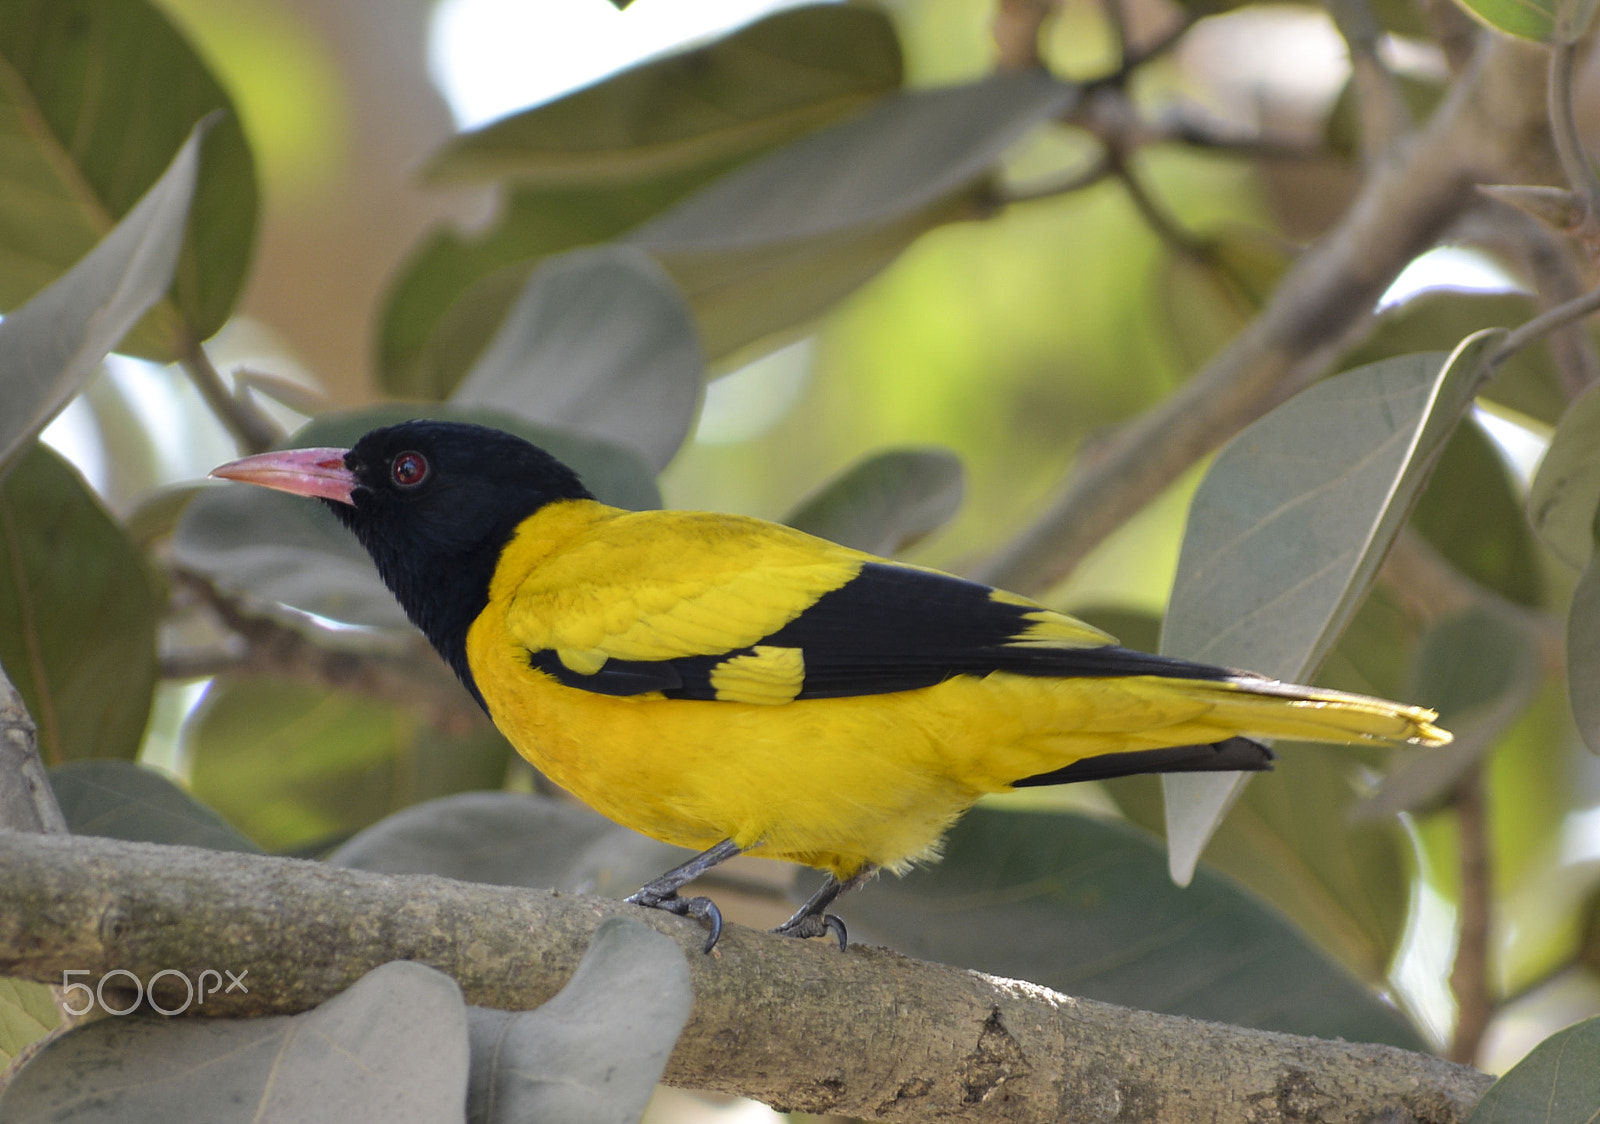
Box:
[772,909,848,951]
[626,887,725,954]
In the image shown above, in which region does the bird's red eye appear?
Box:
[391,451,429,488]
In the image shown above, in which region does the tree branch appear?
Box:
[976,35,1551,594]
[0,831,1492,1122]
[177,339,284,456]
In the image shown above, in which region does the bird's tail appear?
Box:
[1183,675,1450,747]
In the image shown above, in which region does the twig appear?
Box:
[976,36,1549,594]
[994,0,1052,70]
[0,831,1496,1122]
[998,154,1112,206]
[1327,0,1414,161]
[1448,761,1494,1065]
[177,339,284,455]
[1492,281,1600,367]
[167,568,486,737]
[1547,38,1600,253]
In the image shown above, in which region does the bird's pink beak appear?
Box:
[210,447,358,505]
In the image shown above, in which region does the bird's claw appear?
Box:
[772,910,848,951]
[626,888,724,953]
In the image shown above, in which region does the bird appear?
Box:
[212,420,1449,952]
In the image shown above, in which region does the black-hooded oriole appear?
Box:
[213,420,1448,951]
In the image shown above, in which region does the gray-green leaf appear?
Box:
[784,446,964,555]
[467,917,692,1124]
[1160,332,1499,882]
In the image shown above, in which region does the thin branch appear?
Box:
[998,154,1112,206]
[1547,38,1600,252]
[1492,281,1600,367]
[167,567,486,737]
[0,831,1496,1122]
[177,339,284,455]
[1448,761,1494,1065]
[1326,0,1414,161]
[976,36,1551,594]
[994,0,1052,71]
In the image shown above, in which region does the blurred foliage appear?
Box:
[0,0,1597,1118]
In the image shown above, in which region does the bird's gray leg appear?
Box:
[627,838,744,953]
[773,864,879,951]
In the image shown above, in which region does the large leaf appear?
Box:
[1343,289,1562,425]
[466,917,691,1124]
[1531,380,1600,569]
[1357,607,1543,815]
[185,680,510,854]
[50,759,260,853]
[0,119,205,469]
[331,792,682,899]
[1160,332,1499,883]
[783,446,964,555]
[452,246,704,470]
[174,404,661,632]
[1411,417,1543,607]
[630,70,1075,361]
[1108,744,1413,982]
[0,0,256,361]
[379,177,721,400]
[0,444,159,765]
[425,4,900,187]
[847,808,1426,1049]
[1469,1013,1600,1121]
[0,962,469,1123]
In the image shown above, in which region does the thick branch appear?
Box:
[977,34,1550,594]
[0,831,1492,1122]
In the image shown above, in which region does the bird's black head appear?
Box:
[213,420,593,701]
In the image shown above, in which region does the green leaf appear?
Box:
[174,404,661,632]
[0,444,159,765]
[1357,607,1543,815]
[425,5,900,188]
[848,808,1426,1048]
[1531,380,1600,569]
[185,680,510,854]
[0,977,59,1071]
[0,962,468,1123]
[1412,416,1543,607]
[1569,549,1600,753]
[1161,332,1500,883]
[630,70,1076,360]
[0,0,256,361]
[783,446,964,555]
[0,119,205,469]
[1450,0,1556,40]
[1109,744,1413,982]
[466,917,692,1124]
[1468,1013,1600,1121]
[452,246,704,469]
[331,792,682,899]
[380,174,734,400]
[50,759,260,853]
